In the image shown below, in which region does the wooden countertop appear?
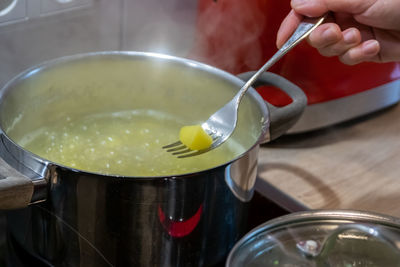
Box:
[256,103,400,218]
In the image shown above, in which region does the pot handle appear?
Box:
[237,71,307,142]
[0,157,34,210]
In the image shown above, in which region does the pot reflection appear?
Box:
[158,204,203,238]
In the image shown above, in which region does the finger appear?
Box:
[373,29,400,62]
[276,10,302,48]
[339,39,380,65]
[316,28,362,57]
[291,0,375,17]
[307,23,342,49]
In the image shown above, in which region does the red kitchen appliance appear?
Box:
[189,0,400,133]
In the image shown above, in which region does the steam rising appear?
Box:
[189,0,269,74]
[121,0,198,57]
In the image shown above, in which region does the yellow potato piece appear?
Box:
[179,125,213,151]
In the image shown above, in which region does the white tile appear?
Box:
[0,0,27,25]
[0,0,121,87]
[40,0,93,16]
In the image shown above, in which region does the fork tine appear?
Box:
[163,133,224,158]
[177,151,206,158]
[166,144,187,152]
[177,147,215,158]
[174,136,223,157]
[172,148,192,155]
[162,141,182,149]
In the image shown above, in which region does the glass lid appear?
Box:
[227,210,400,267]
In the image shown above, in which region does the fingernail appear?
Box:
[343,29,357,44]
[362,40,379,55]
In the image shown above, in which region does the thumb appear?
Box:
[276,10,303,48]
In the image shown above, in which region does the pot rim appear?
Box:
[0,51,270,180]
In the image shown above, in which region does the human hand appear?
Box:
[276,0,400,65]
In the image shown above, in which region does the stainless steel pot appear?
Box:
[0,52,306,266]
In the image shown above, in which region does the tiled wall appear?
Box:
[0,0,198,263]
[0,0,121,87]
[0,0,198,86]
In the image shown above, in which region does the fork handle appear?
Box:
[233,15,326,107]
[237,72,307,142]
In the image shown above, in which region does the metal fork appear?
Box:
[163,15,326,158]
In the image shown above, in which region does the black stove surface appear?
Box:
[1,192,288,267]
